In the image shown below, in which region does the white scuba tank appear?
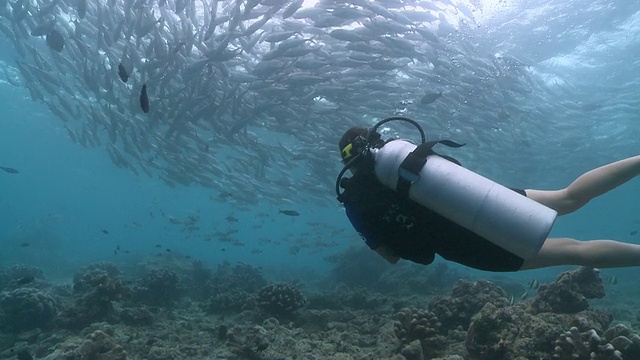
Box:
[372,139,557,261]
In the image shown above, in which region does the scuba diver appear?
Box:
[336,116,640,272]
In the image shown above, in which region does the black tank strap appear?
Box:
[397,140,465,197]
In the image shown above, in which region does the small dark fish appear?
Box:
[116,245,120,251]
[46,28,64,52]
[420,91,443,105]
[118,63,129,82]
[17,276,35,285]
[140,83,150,113]
[279,209,300,216]
[155,244,162,248]
[630,230,637,236]
[581,102,602,112]
[225,215,238,222]
[217,325,228,340]
[528,279,539,289]
[166,248,172,252]
[101,229,109,235]
[16,349,33,360]
[123,250,130,254]
[0,166,19,174]
[77,0,87,19]
[114,250,118,255]
[19,242,30,247]
[30,20,56,37]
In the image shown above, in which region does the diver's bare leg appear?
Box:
[527,155,640,215]
[521,237,640,270]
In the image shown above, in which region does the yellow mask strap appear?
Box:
[341,143,354,160]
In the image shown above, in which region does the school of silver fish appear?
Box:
[0,0,638,207]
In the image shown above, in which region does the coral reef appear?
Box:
[0,287,58,331]
[199,262,267,314]
[0,264,46,291]
[306,285,390,311]
[133,269,181,306]
[5,264,45,281]
[394,308,448,358]
[118,306,155,326]
[201,289,254,314]
[0,261,635,360]
[255,283,306,318]
[72,262,121,293]
[552,324,640,360]
[185,260,213,300]
[57,264,131,330]
[326,246,391,290]
[532,266,606,314]
[207,261,267,295]
[465,299,612,359]
[42,330,126,360]
[379,262,460,296]
[428,279,510,331]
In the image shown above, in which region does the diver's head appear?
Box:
[339,127,369,164]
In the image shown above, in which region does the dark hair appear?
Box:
[339,127,368,161]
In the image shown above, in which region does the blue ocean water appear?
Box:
[0,85,344,279]
[1,68,638,288]
[0,0,639,319]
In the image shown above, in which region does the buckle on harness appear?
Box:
[398,166,420,184]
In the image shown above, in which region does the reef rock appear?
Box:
[1,264,46,291]
[72,262,121,293]
[43,330,126,360]
[466,301,612,360]
[134,269,182,306]
[428,279,510,331]
[531,267,605,314]
[202,289,254,314]
[208,261,267,294]
[552,324,640,360]
[394,308,447,359]
[57,267,131,330]
[0,287,58,331]
[255,283,306,318]
[118,306,154,326]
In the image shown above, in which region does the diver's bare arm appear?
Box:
[526,155,640,215]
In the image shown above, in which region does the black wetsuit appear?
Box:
[339,171,527,272]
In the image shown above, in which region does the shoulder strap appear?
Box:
[397,140,465,197]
